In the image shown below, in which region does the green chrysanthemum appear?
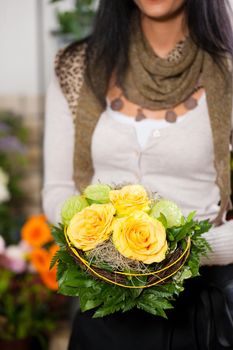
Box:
[84,184,112,204]
[61,195,89,225]
[150,199,183,228]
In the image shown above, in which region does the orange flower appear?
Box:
[21,215,52,247]
[30,248,51,272]
[40,268,58,291]
[30,247,58,290]
[49,244,59,258]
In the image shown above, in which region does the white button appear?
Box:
[153,129,161,138]
[134,150,140,156]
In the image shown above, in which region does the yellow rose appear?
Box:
[67,203,115,251]
[112,211,168,264]
[109,185,151,216]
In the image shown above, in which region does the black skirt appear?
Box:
[68,272,229,350]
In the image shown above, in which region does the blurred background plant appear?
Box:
[0,110,68,349]
[0,111,28,245]
[0,215,66,350]
[50,0,96,41]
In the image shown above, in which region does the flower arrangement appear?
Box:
[0,215,61,343]
[52,184,211,318]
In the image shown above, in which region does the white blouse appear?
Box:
[42,73,233,266]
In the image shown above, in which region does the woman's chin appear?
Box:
[135,0,185,21]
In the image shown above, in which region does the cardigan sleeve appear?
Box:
[42,72,78,225]
[201,107,233,266]
[201,220,233,266]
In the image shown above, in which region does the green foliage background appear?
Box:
[0,111,28,245]
[50,0,96,40]
[0,272,55,341]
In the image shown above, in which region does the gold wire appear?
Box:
[64,229,191,289]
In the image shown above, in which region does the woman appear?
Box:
[43,0,233,349]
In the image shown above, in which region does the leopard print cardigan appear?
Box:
[55,42,87,121]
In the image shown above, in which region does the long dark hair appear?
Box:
[67,0,233,101]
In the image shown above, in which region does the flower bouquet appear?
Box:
[51,184,211,318]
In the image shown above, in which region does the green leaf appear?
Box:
[187,211,196,223]
[57,260,68,284]
[187,254,200,276]
[121,299,137,313]
[179,268,192,280]
[168,241,177,252]
[58,285,80,296]
[55,249,75,266]
[50,250,60,269]
[79,288,103,311]
[156,213,168,229]
[93,303,122,318]
[62,250,76,264]
[180,216,186,225]
[60,265,97,288]
[167,219,195,242]
[192,219,212,236]
[91,286,130,317]
[82,298,103,311]
[51,225,66,248]
[144,285,176,299]
[137,299,171,318]
[127,275,147,298]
